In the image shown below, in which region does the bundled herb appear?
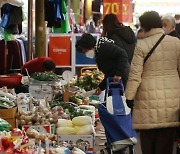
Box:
[31,71,60,81]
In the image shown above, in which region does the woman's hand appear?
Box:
[113,75,121,82]
[94,87,102,95]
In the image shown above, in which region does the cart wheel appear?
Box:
[129,145,136,154]
[100,148,111,154]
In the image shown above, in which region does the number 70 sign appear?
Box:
[103,0,132,23]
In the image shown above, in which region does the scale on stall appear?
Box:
[62,70,75,102]
[62,70,74,82]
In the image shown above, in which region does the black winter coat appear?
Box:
[176,23,180,36]
[96,42,130,91]
[169,30,180,39]
[107,26,136,63]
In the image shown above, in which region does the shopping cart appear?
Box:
[98,78,137,154]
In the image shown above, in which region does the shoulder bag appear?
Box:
[144,34,165,64]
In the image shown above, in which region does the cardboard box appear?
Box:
[5,118,16,129]
[58,135,94,154]
[0,107,17,129]
[22,124,55,134]
[0,107,17,119]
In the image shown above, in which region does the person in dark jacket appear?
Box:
[76,33,130,95]
[162,15,180,39]
[102,13,136,63]
[175,14,180,35]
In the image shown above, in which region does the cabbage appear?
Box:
[76,125,94,135]
[72,116,92,126]
[56,127,76,135]
[57,119,73,127]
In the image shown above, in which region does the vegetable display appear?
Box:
[0,128,35,153]
[31,71,60,81]
[49,101,85,119]
[56,116,94,135]
[76,70,104,91]
[0,92,16,108]
[16,104,59,126]
[0,118,11,131]
[26,129,56,143]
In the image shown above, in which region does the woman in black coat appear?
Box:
[76,33,130,95]
[102,13,136,63]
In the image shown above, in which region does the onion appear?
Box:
[20,120,26,125]
[53,112,59,119]
[27,121,32,125]
[20,115,26,120]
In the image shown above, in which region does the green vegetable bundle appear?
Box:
[0,118,11,131]
[31,71,60,81]
[49,101,85,119]
[0,92,16,108]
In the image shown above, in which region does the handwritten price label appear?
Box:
[104,2,129,15]
[104,2,121,15]
[103,0,132,22]
[104,2,121,14]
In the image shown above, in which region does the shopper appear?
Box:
[137,28,145,39]
[21,57,56,75]
[76,33,130,95]
[102,13,136,63]
[125,11,180,154]
[162,15,180,38]
[175,14,180,35]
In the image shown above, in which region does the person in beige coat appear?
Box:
[125,11,180,154]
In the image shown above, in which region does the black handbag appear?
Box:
[144,34,165,64]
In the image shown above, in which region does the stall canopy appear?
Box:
[134,0,180,15]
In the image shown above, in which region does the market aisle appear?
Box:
[94,122,177,154]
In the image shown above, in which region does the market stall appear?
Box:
[0,66,105,153]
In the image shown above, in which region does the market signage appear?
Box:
[48,36,71,66]
[103,0,132,22]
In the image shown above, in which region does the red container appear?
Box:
[0,73,22,88]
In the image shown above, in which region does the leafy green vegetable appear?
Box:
[69,96,83,105]
[31,71,60,81]
[49,101,85,119]
[0,118,11,131]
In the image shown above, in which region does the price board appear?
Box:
[103,0,132,23]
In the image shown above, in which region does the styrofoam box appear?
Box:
[58,135,94,154]
[22,124,55,134]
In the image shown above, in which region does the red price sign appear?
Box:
[104,1,121,15]
[103,0,132,23]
